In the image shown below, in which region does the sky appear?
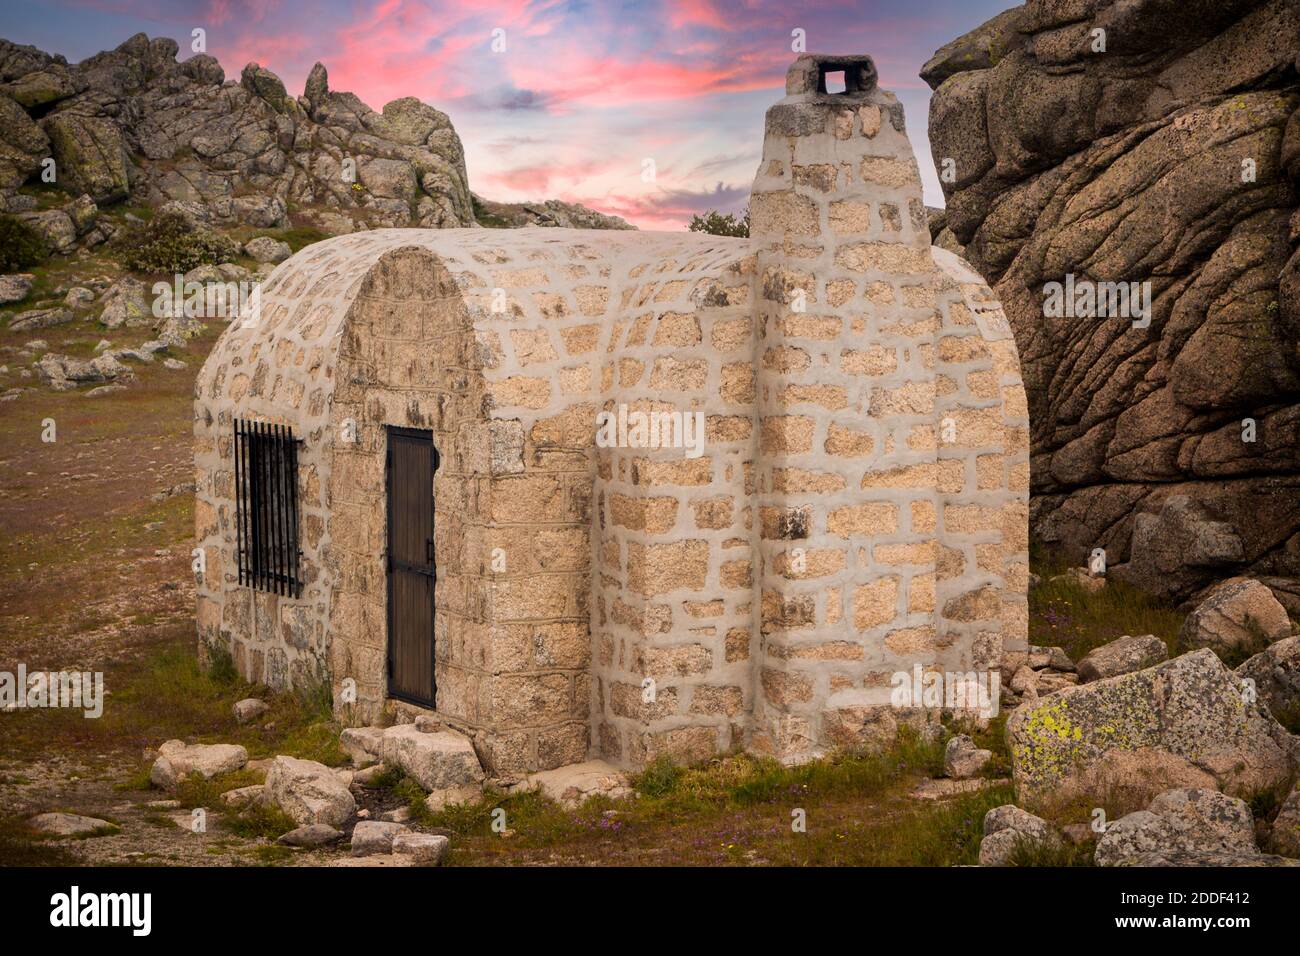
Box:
[0,0,1013,229]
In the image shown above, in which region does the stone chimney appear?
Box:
[748,54,1023,762]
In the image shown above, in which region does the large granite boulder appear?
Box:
[378,724,484,808]
[1095,787,1257,866]
[923,0,1300,601]
[1007,649,1299,812]
[264,755,356,827]
[1237,635,1300,726]
[1076,634,1168,683]
[1178,578,1293,662]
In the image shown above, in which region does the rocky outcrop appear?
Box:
[924,1,1300,601]
[471,192,635,230]
[1007,649,1299,812]
[0,34,475,229]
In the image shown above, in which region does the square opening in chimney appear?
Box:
[823,70,846,94]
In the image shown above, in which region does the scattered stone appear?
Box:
[93,339,112,352]
[392,831,449,865]
[521,760,633,808]
[18,209,76,253]
[85,384,127,397]
[329,853,415,867]
[1050,567,1105,594]
[144,799,180,810]
[1030,645,1075,671]
[1095,788,1258,867]
[1007,649,1298,812]
[978,805,1061,866]
[218,785,264,809]
[339,726,387,767]
[0,273,33,305]
[277,823,343,847]
[1009,665,1038,695]
[232,698,269,724]
[1179,578,1292,661]
[352,764,389,787]
[380,806,412,823]
[943,734,992,780]
[28,812,117,837]
[243,236,292,263]
[264,755,356,827]
[64,287,95,308]
[910,777,1002,800]
[149,740,248,790]
[350,820,407,856]
[1076,635,1168,683]
[162,357,186,370]
[10,307,73,332]
[98,277,151,329]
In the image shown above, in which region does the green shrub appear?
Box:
[687,208,749,238]
[0,215,49,272]
[117,209,240,274]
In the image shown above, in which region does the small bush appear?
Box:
[0,215,48,272]
[688,208,749,238]
[117,210,240,274]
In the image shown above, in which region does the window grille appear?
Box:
[234,419,302,597]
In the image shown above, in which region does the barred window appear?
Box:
[234,419,302,597]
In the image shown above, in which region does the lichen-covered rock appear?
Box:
[265,755,356,827]
[1095,788,1258,867]
[0,92,49,188]
[1178,578,1293,661]
[924,1,1300,599]
[17,209,76,254]
[1237,636,1300,726]
[1007,649,1299,812]
[243,236,290,264]
[40,113,130,204]
[339,726,387,767]
[1076,635,1168,683]
[0,273,32,305]
[98,277,151,329]
[10,307,73,332]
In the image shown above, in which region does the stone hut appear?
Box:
[194,53,1029,778]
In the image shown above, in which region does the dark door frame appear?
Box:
[385,425,438,709]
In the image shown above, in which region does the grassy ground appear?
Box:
[1027,545,1186,662]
